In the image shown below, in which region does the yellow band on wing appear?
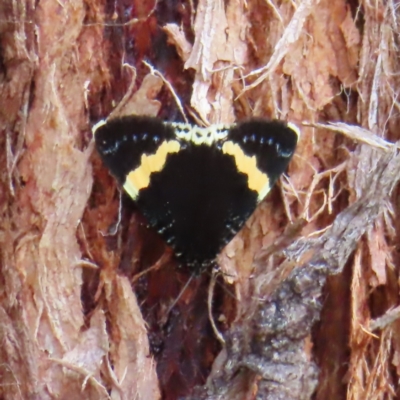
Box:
[222,141,270,202]
[123,140,181,200]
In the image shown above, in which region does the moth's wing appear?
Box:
[135,143,259,269]
[226,119,299,202]
[94,115,177,200]
[94,116,299,271]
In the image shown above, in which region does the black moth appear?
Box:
[94,115,299,273]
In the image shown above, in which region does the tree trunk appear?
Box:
[0,0,399,399]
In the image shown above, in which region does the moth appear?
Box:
[94,115,299,273]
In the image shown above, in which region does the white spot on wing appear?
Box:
[287,122,301,138]
[92,119,107,137]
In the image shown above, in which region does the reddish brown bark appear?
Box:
[1,0,400,399]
